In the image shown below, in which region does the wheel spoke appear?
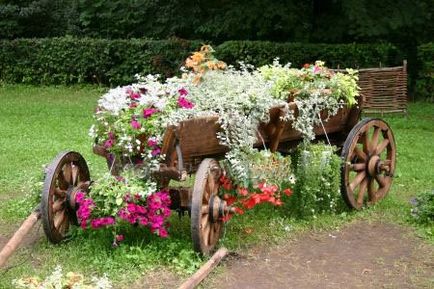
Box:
[54,211,66,229]
[54,187,66,197]
[350,171,366,192]
[367,178,376,202]
[71,164,79,186]
[63,163,72,184]
[353,146,367,161]
[357,178,368,206]
[375,174,387,188]
[201,217,210,246]
[362,132,371,153]
[351,163,366,172]
[375,139,390,155]
[52,200,64,213]
[371,127,381,149]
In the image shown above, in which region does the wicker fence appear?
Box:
[357,61,408,115]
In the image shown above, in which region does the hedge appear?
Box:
[416,43,433,101]
[215,41,404,69]
[0,37,405,86]
[0,37,202,86]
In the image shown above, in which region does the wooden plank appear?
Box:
[177,247,229,289]
[0,211,40,268]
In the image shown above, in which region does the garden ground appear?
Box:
[0,85,433,288]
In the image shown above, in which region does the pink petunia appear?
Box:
[143,108,158,118]
[130,92,140,99]
[151,147,161,156]
[131,119,141,129]
[147,137,158,147]
[104,139,114,148]
[177,97,194,109]
[178,88,188,96]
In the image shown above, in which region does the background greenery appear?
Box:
[0,0,432,99]
[0,85,433,287]
[0,38,405,86]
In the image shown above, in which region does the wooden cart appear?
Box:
[40,99,396,255]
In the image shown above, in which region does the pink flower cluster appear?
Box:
[118,190,171,238]
[104,132,115,148]
[90,217,115,229]
[177,88,194,109]
[147,137,161,157]
[118,202,148,225]
[76,191,95,229]
[146,190,171,237]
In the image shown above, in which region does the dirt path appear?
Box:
[203,221,434,289]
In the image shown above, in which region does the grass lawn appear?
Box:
[0,85,433,288]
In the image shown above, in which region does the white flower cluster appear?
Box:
[12,265,112,289]
[97,86,130,116]
[169,66,291,182]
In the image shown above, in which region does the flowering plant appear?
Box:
[219,150,295,220]
[76,170,171,240]
[13,265,112,289]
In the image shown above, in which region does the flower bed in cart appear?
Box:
[84,45,359,244]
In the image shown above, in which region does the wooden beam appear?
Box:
[177,247,228,289]
[0,210,41,268]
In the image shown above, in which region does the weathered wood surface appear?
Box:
[177,247,229,289]
[0,210,41,268]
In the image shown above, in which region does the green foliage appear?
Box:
[287,144,344,218]
[416,43,434,101]
[216,41,404,69]
[412,190,434,224]
[0,37,201,86]
[0,38,405,87]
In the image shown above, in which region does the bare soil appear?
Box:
[202,221,434,289]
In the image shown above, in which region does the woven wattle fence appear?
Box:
[357,61,408,115]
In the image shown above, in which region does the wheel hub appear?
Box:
[208,195,229,223]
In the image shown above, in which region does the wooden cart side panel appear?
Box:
[177,116,228,166]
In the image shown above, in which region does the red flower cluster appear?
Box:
[220,177,293,222]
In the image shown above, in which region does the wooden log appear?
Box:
[0,210,41,268]
[177,247,229,289]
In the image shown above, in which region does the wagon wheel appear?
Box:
[41,151,90,243]
[341,118,396,209]
[191,158,226,255]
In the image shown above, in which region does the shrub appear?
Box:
[216,41,404,69]
[416,43,434,101]
[287,144,344,218]
[0,37,201,86]
[412,190,434,224]
[0,38,407,87]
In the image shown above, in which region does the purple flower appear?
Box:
[143,108,158,118]
[177,97,194,109]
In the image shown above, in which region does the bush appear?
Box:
[412,190,434,224]
[0,37,201,86]
[216,41,404,69]
[0,38,406,86]
[287,144,343,218]
[416,43,434,101]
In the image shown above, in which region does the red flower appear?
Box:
[223,194,237,206]
[238,187,249,196]
[283,188,293,197]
